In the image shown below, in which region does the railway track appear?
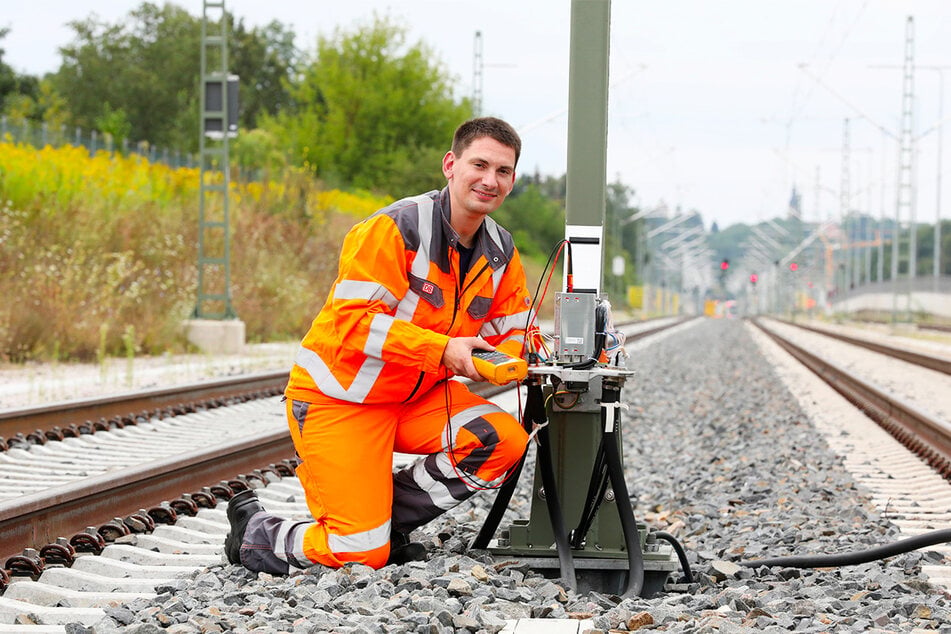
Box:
[752,317,951,478]
[0,318,688,566]
[774,318,951,376]
[748,318,951,591]
[0,370,288,444]
[0,317,690,629]
[1,314,948,629]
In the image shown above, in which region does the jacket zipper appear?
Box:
[403,372,426,404]
[460,261,491,299]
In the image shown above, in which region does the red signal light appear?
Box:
[720,259,730,271]
[749,274,758,284]
[789,262,799,272]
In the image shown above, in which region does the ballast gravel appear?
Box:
[81,319,949,633]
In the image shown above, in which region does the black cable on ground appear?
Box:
[653,531,693,583]
[738,528,951,569]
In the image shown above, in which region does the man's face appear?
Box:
[442,136,517,219]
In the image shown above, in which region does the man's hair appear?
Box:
[451,117,522,167]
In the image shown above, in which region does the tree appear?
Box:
[94,104,133,145]
[230,19,298,130]
[232,127,287,176]
[2,79,71,140]
[265,15,471,194]
[0,27,41,118]
[0,28,16,111]
[52,2,298,152]
[54,2,203,149]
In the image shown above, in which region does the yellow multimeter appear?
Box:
[471,350,528,385]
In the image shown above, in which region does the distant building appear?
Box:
[788,186,802,221]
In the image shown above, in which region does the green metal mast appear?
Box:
[479,0,679,598]
[563,0,611,294]
[195,0,236,319]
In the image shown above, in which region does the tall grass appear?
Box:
[0,140,391,363]
[0,140,558,366]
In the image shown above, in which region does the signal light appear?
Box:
[789,262,799,272]
[720,259,730,271]
[749,273,758,284]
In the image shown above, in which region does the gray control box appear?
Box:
[554,292,597,363]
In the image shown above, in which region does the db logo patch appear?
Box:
[422,282,435,295]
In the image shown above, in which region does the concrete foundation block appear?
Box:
[183,319,246,354]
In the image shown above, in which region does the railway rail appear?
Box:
[0,316,681,445]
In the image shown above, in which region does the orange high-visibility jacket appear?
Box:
[286,188,534,405]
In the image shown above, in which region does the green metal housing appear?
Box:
[489,379,678,595]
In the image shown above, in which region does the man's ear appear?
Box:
[442,151,455,179]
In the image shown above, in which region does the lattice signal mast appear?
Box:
[894,16,916,284]
[196,0,238,319]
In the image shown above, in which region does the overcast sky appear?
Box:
[2,1,949,230]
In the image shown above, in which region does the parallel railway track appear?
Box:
[776,318,951,376]
[0,371,288,445]
[748,318,951,591]
[752,317,951,479]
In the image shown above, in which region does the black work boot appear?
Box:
[386,530,427,565]
[224,488,264,565]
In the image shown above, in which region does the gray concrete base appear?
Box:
[183,319,246,354]
[832,291,951,319]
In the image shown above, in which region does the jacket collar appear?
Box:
[436,188,510,273]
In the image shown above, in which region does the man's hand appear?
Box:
[441,336,494,381]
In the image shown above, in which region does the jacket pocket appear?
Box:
[467,295,492,320]
[408,273,445,308]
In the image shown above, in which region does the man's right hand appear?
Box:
[441,337,494,382]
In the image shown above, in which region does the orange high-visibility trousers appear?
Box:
[272,380,528,570]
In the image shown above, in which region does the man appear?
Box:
[225,117,534,573]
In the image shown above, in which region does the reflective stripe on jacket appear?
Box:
[285,188,533,405]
